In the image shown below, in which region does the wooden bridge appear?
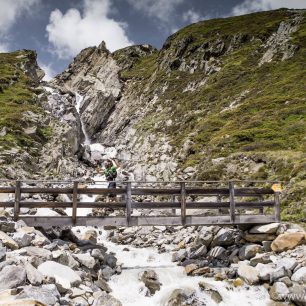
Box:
[0,180,281,228]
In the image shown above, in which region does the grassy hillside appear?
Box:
[0,50,50,154]
[115,9,306,221]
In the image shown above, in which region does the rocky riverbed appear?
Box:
[0,218,305,306]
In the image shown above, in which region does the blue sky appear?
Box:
[0,0,305,79]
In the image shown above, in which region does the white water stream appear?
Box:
[46,91,272,305]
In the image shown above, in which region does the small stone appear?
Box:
[239,244,264,260]
[250,253,272,266]
[184,264,198,275]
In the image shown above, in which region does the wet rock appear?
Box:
[0,265,26,290]
[269,282,289,301]
[24,262,43,286]
[83,229,97,244]
[95,278,112,293]
[199,281,223,303]
[15,284,60,305]
[104,253,117,268]
[38,261,81,290]
[92,248,105,261]
[92,292,122,306]
[99,266,115,281]
[237,263,259,285]
[192,266,211,276]
[172,249,187,262]
[0,231,19,250]
[271,233,306,252]
[239,244,264,260]
[139,270,161,295]
[249,223,280,234]
[291,267,306,284]
[166,288,200,306]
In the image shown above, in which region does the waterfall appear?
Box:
[75,92,91,145]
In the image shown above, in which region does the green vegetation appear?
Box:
[118,9,306,221]
[0,50,47,151]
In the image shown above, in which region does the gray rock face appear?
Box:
[0,265,26,290]
[16,284,60,305]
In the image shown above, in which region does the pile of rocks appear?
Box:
[0,219,122,306]
[109,222,306,304]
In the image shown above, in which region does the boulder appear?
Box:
[99,266,114,281]
[0,265,26,290]
[15,284,60,305]
[92,292,122,306]
[0,246,6,260]
[244,233,276,243]
[73,253,96,269]
[249,223,280,234]
[208,246,226,259]
[250,253,272,266]
[184,264,198,275]
[95,278,112,293]
[291,267,306,284]
[104,253,117,268]
[172,249,187,262]
[269,282,289,301]
[198,226,219,247]
[23,246,52,260]
[83,230,97,244]
[38,261,81,290]
[237,263,259,285]
[139,270,161,295]
[276,258,298,271]
[211,228,239,247]
[270,267,289,283]
[166,288,200,306]
[239,244,264,260]
[199,281,223,304]
[12,232,33,247]
[0,231,19,250]
[24,262,43,286]
[255,263,275,281]
[271,233,306,252]
[189,245,207,259]
[289,284,306,306]
[0,221,15,233]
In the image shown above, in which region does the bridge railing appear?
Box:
[0,180,282,227]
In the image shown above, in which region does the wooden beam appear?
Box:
[14,181,21,221]
[229,181,235,223]
[274,192,281,222]
[258,195,264,214]
[72,181,78,225]
[126,182,132,226]
[0,187,15,194]
[181,182,186,226]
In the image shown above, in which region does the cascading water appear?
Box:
[75,93,91,146]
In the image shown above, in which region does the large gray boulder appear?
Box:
[12,232,33,248]
[73,253,96,269]
[291,267,306,284]
[38,261,81,290]
[211,228,240,247]
[24,262,43,286]
[0,265,26,290]
[249,223,280,234]
[16,284,60,305]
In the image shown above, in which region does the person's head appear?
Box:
[104,159,112,168]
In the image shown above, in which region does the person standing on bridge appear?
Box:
[102,159,118,201]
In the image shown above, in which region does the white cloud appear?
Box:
[0,42,9,52]
[39,62,56,81]
[0,0,40,35]
[127,0,184,23]
[182,9,203,24]
[46,0,133,59]
[232,0,306,16]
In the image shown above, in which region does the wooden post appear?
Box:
[14,180,21,222]
[259,195,264,214]
[274,192,281,222]
[72,181,78,225]
[180,182,186,226]
[217,195,222,214]
[171,195,176,215]
[126,182,132,226]
[229,181,235,223]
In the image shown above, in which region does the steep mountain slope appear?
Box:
[53,9,305,221]
[0,50,82,179]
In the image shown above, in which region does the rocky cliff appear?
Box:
[51,9,305,221]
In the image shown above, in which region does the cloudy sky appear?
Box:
[0,0,305,79]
